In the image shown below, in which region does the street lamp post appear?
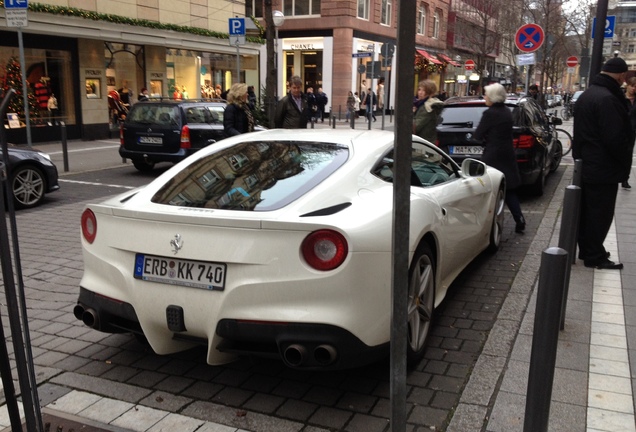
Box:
[272,10,285,99]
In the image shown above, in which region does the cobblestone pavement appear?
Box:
[0,133,568,432]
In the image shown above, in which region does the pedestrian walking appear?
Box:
[412,79,443,143]
[346,91,355,122]
[306,87,317,122]
[364,88,376,122]
[223,83,255,137]
[473,83,526,234]
[572,57,634,269]
[316,87,328,123]
[274,75,309,129]
[376,78,385,116]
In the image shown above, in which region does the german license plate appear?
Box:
[450,146,484,155]
[139,136,162,144]
[134,254,226,290]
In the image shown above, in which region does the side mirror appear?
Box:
[551,116,563,126]
[461,158,486,177]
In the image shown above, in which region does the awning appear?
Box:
[438,53,461,67]
[416,49,442,65]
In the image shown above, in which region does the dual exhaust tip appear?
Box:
[283,343,338,367]
[73,304,99,329]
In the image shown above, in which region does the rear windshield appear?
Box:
[127,105,179,126]
[151,141,349,211]
[439,106,490,126]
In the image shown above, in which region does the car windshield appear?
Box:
[151,141,349,211]
[127,105,179,125]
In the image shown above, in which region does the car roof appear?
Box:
[134,99,226,106]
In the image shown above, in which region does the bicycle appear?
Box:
[555,127,572,157]
[560,102,573,121]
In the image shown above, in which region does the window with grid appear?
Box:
[245,0,263,18]
[433,11,440,39]
[381,0,392,26]
[284,0,321,16]
[418,6,426,35]
[358,0,369,19]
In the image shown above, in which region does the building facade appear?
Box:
[1,1,262,142]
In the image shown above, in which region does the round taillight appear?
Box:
[81,209,97,244]
[301,230,348,271]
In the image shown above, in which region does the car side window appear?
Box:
[411,142,457,187]
[372,143,458,187]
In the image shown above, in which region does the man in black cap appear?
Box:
[573,57,634,269]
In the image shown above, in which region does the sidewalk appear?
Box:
[448,162,636,432]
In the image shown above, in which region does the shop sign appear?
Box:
[150,72,165,79]
[283,38,324,51]
[85,69,102,77]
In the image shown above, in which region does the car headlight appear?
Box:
[36,152,52,162]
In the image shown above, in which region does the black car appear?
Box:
[1,145,59,209]
[436,97,562,195]
[119,99,228,172]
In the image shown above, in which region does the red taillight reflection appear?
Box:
[180,126,191,149]
[81,209,97,244]
[301,230,348,271]
[119,124,124,146]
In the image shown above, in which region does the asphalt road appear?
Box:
[2,136,570,431]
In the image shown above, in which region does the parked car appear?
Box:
[1,145,59,209]
[570,90,584,116]
[76,129,505,370]
[119,99,228,172]
[436,96,562,195]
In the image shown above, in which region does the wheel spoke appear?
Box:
[408,257,433,350]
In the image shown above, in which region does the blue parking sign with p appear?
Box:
[229,18,245,35]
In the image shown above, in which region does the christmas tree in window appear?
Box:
[2,57,40,125]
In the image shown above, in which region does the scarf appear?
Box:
[236,101,255,132]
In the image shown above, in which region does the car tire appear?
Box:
[487,183,506,254]
[406,243,435,366]
[550,140,562,173]
[132,159,155,172]
[10,164,46,209]
[528,164,546,196]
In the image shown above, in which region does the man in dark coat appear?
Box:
[274,75,309,129]
[573,57,634,270]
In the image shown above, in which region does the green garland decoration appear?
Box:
[0,1,264,44]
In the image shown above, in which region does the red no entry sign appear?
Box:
[566,56,578,67]
[515,24,544,53]
[465,60,475,70]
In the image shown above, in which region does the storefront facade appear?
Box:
[1,8,262,143]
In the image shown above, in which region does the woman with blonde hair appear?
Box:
[223,83,255,137]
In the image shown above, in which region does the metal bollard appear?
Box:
[332,115,336,129]
[310,117,315,129]
[558,185,581,329]
[572,159,582,186]
[351,112,355,129]
[61,121,69,172]
[523,247,568,432]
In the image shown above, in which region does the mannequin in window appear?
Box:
[181,85,189,99]
[34,77,50,111]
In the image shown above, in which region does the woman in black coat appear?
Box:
[223,83,255,137]
[474,83,526,233]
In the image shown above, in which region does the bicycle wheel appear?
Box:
[561,107,571,121]
[556,128,572,156]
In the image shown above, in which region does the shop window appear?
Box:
[358,0,369,20]
[86,79,101,99]
[0,48,74,126]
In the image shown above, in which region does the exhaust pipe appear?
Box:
[283,344,307,367]
[82,308,99,329]
[314,345,337,365]
[73,304,85,321]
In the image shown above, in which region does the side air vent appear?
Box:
[300,202,352,217]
